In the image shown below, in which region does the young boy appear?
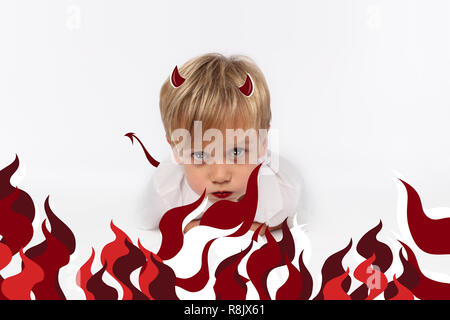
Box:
[139,53,303,234]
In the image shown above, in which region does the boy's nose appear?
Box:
[209,164,232,184]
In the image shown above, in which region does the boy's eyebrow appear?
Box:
[226,139,249,148]
[188,138,253,150]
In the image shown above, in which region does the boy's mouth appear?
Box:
[211,191,233,199]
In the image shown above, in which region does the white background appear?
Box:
[1,0,450,299]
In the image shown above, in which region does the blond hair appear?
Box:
[159,53,271,140]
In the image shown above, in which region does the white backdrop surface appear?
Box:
[1,0,450,299]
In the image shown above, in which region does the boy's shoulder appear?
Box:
[136,156,184,230]
[150,155,185,197]
[259,150,304,225]
[263,150,303,191]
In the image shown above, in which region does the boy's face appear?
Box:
[167,125,268,203]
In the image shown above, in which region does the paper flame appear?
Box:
[1,154,450,300]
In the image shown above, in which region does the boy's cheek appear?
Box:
[183,166,207,192]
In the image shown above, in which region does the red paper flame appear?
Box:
[148,254,179,300]
[314,240,352,300]
[24,220,71,299]
[86,262,118,300]
[246,227,282,300]
[275,250,313,300]
[112,238,148,300]
[21,196,75,300]
[400,179,450,254]
[100,221,141,300]
[137,240,160,300]
[0,155,35,223]
[175,238,215,292]
[384,247,420,300]
[353,253,388,300]
[400,240,450,300]
[275,254,303,300]
[213,226,261,300]
[0,188,34,256]
[0,243,12,271]
[76,248,96,300]
[157,189,206,260]
[2,156,450,300]
[391,274,415,300]
[323,268,351,300]
[200,163,262,237]
[0,243,13,300]
[1,249,45,300]
[350,221,392,299]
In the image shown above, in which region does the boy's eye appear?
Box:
[231,147,245,157]
[191,151,207,161]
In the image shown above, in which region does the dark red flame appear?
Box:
[351,221,392,299]
[275,254,303,300]
[124,132,160,168]
[391,275,415,300]
[298,251,313,300]
[400,179,450,254]
[356,221,393,272]
[21,196,75,300]
[43,196,76,255]
[157,189,206,260]
[0,155,35,223]
[0,243,12,272]
[400,240,450,300]
[24,220,71,299]
[275,250,313,300]
[0,188,34,256]
[246,227,281,300]
[239,74,254,97]
[170,65,185,88]
[2,156,450,300]
[148,254,179,300]
[213,226,260,300]
[100,221,137,300]
[86,262,118,300]
[137,240,160,300]
[214,249,250,300]
[112,238,148,300]
[176,238,215,292]
[200,163,262,237]
[313,239,352,300]
[384,247,420,300]
[277,219,296,263]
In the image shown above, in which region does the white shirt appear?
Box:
[137,149,305,230]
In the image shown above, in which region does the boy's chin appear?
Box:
[210,194,244,203]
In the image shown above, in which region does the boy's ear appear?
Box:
[166,134,173,146]
[260,136,268,158]
[166,134,183,165]
[259,126,270,159]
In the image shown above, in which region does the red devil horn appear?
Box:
[239,74,254,97]
[170,65,185,88]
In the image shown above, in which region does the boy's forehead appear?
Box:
[172,127,263,151]
[193,129,257,147]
